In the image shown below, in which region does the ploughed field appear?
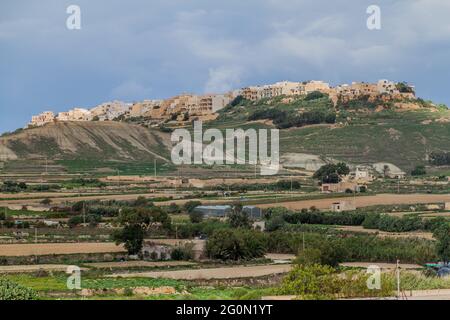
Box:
[0,242,125,256]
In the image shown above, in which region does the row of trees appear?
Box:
[205,228,442,264]
[361,213,445,233]
[429,151,450,166]
[264,206,447,234]
[248,107,336,129]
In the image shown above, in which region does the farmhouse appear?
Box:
[331,201,356,212]
[321,181,360,193]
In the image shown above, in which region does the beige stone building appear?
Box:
[57,108,92,121]
[321,181,360,193]
[303,80,331,94]
[28,111,55,127]
[130,100,163,118]
[331,201,356,212]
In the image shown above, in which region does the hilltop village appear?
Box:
[28,79,416,128]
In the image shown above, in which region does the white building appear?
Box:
[90,101,131,120]
[57,108,92,121]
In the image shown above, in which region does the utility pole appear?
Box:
[82,201,86,225]
[35,228,38,244]
[154,159,157,178]
[396,259,401,299]
[302,232,305,251]
[290,175,293,196]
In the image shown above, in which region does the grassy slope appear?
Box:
[2,97,450,174]
[210,96,450,171]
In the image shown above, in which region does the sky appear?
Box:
[1,0,450,133]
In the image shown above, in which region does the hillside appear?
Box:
[0,121,171,163]
[1,95,450,175]
[209,94,450,171]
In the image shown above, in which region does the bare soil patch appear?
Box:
[0,242,125,257]
[258,194,450,211]
[108,264,293,280]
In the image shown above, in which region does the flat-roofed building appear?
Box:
[29,111,55,127]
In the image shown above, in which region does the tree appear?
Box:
[68,215,83,228]
[229,95,246,107]
[134,196,149,207]
[383,165,391,178]
[183,201,202,214]
[434,224,450,263]
[305,91,327,101]
[113,224,144,255]
[167,203,180,214]
[189,210,204,224]
[206,229,266,261]
[411,165,426,176]
[117,207,172,231]
[228,204,251,229]
[396,82,415,94]
[71,201,86,212]
[113,207,172,256]
[295,248,323,266]
[313,163,350,184]
[40,198,52,206]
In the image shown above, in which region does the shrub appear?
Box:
[411,165,426,176]
[304,91,327,101]
[206,229,266,261]
[313,163,350,183]
[429,151,450,166]
[171,244,194,261]
[183,201,202,214]
[279,264,395,299]
[112,224,144,255]
[189,211,204,224]
[0,278,37,300]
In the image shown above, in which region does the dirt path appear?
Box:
[0,242,125,257]
[84,261,195,269]
[108,264,293,280]
[258,194,450,210]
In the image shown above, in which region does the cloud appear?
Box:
[1,0,450,133]
[204,66,242,93]
[111,81,152,101]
